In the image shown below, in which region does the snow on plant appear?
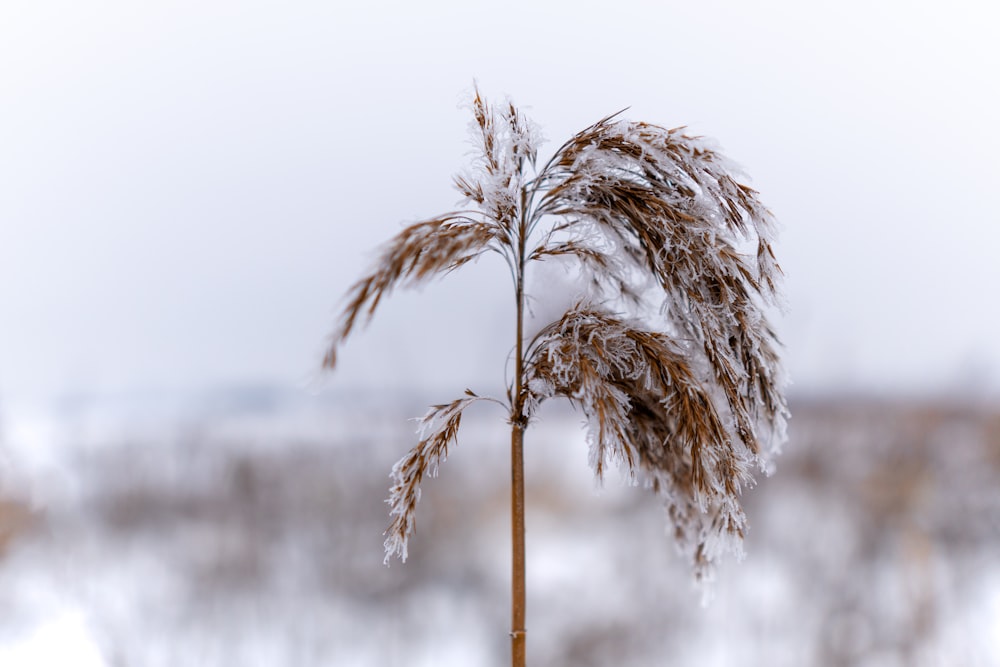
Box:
[324,86,788,665]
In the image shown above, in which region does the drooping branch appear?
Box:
[323,215,500,369]
[523,303,774,577]
[526,117,787,462]
[383,393,487,563]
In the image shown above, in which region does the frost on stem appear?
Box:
[383,394,484,563]
[521,111,788,580]
[524,304,769,581]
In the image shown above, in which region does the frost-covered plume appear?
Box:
[324,86,788,664]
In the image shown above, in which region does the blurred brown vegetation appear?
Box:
[0,498,36,557]
[1,394,998,665]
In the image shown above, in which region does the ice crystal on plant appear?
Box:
[326,86,788,585]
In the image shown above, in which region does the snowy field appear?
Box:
[1,389,999,666]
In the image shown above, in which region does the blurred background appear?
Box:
[1,1,998,665]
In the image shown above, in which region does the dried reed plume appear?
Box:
[325,87,788,665]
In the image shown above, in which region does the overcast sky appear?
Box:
[1,0,998,406]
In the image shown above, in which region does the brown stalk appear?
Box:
[510,175,528,667]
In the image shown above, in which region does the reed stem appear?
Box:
[510,421,526,666]
[510,185,528,667]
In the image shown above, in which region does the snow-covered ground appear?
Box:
[1,389,999,666]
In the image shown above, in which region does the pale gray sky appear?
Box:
[1,0,998,404]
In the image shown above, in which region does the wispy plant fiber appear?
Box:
[326,86,787,586]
